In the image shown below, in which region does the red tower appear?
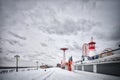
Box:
[60,48,68,68]
[88,37,96,57]
[88,37,96,50]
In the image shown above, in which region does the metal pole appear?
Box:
[16,58,18,72]
[36,61,38,70]
[14,55,20,72]
[63,50,66,62]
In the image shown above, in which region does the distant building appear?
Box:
[40,65,53,69]
[56,63,61,67]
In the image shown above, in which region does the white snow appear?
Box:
[0,68,120,80]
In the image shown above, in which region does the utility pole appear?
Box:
[14,55,20,72]
[36,61,39,70]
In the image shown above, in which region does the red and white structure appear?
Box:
[60,48,68,68]
[82,43,89,57]
[60,48,73,71]
[88,37,96,57]
[82,37,97,60]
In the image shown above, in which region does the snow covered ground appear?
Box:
[0,68,120,80]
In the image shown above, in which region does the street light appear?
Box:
[36,61,39,70]
[14,55,20,72]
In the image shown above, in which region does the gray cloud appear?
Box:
[0,48,2,53]
[5,39,24,46]
[65,42,82,51]
[0,37,24,47]
[0,56,14,63]
[39,19,99,35]
[7,50,20,54]
[46,55,56,59]
[73,42,82,50]
[26,52,47,60]
[93,25,120,42]
[8,31,26,40]
[40,43,48,47]
[110,25,120,41]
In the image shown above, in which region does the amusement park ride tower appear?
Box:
[88,37,96,57]
[82,37,96,61]
[60,48,68,68]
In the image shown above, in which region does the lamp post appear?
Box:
[14,55,20,72]
[36,61,39,70]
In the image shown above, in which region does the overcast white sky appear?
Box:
[0,0,120,67]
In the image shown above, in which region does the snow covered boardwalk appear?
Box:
[0,68,120,80]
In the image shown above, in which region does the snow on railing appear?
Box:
[0,68,38,74]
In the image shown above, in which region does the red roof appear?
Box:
[88,42,96,44]
[60,48,68,50]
